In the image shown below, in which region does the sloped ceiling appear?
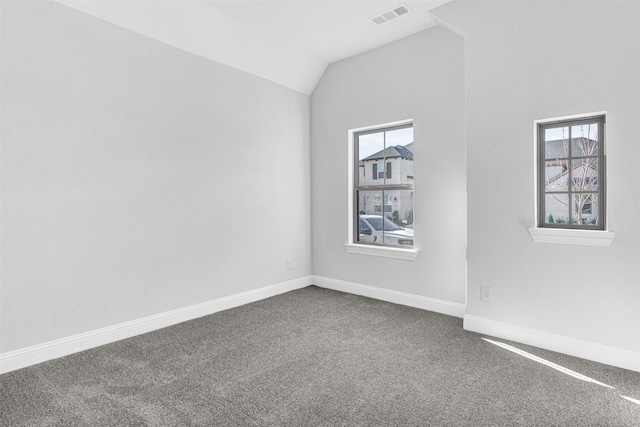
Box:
[55,1,450,94]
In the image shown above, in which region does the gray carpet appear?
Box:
[1,286,639,426]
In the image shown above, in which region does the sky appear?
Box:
[544,123,599,141]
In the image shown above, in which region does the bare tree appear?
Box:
[573,124,598,224]
[358,192,373,214]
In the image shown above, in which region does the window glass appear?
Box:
[358,132,384,186]
[539,116,604,229]
[354,123,414,247]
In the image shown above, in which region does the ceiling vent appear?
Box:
[370,4,412,26]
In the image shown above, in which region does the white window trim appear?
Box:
[344,243,418,260]
[347,119,417,260]
[528,227,615,247]
[530,111,615,247]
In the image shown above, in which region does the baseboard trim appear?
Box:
[5,276,636,375]
[0,276,313,374]
[312,275,466,318]
[464,314,640,373]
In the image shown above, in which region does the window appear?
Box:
[581,196,593,215]
[373,193,392,213]
[353,123,414,248]
[537,115,605,230]
[372,162,392,180]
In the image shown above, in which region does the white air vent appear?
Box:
[370,4,412,25]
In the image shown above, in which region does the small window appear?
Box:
[374,162,391,179]
[354,123,414,247]
[579,195,593,215]
[537,115,605,229]
[373,193,392,213]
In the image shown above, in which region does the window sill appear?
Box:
[528,228,615,247]
[344,244,418,261]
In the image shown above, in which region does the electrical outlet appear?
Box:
[480,286,492,302]
[286,258,293,269]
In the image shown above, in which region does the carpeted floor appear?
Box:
[1,285,639,426]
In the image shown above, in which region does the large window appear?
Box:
[538,115,605,230]
[354,123,414,247]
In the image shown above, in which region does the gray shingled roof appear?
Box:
[545,137,598,159]
[361,142,413,162]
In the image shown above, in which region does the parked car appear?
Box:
[358,215,414,246]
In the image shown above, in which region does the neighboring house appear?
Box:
[358,142,414,224]
[544,138,599,224]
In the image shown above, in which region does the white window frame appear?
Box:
[345,119,417,261]
[528,112,615,246]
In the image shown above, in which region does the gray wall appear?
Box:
[1,1,311,352]
[432,1,640,353]
[311,28,466,304]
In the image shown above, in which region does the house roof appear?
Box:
[361,142,414,163]
[544,137,598,159]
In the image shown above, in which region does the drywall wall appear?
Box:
[431,1,640,354]
[1,1,311,353]
[311,28,466,305]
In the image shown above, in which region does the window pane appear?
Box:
[544,127,569,159]
[357,190,413,246]
[358,127,413,186]
[571,122,599,156]
[573,193,599,226]
[571,158,598,191]
[358,132,384,186]
[386,128,413,184]
[544,193,569,225]
[354,123,414,246]
[357,190,382,244]
[544,160,568,192]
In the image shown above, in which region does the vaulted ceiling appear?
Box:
[55,0,451,94]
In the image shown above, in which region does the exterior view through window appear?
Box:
[538,115,605,229]
[354,123,414,247]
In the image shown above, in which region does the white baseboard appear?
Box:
[312,275,466,318]
[4,276,637,375]
[0,276,313,374]
[464,314,640,373]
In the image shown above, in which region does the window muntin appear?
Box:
[538,115,605,229]
[354,124,414,247]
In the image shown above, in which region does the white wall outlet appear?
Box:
[286,258,293,269]
[480,286,492,302]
